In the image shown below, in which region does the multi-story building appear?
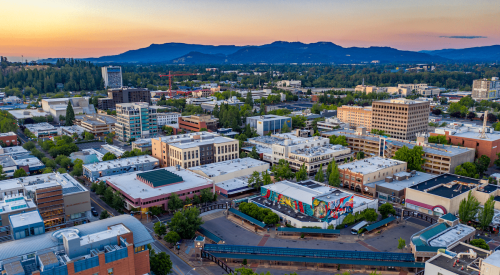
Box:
[115,103,160,142]
[98,87,150,110]
[338,156,407,194]
[354,85,386,94]
[245,131,353,175]
[41,98,95,122]
[472,77,500,101]
[24,122,61,138]
[60,125,86,137]
[157,112,181,126]
[186,97,217,106]
[178,115,218,132]
[337,106,373,130]
[189,157,269,184]
[317,117,347,131]
[191,89,213,98]
[415,86,441,97]
[276,80,301,88]
[246,115,292,136]
[371,99,430,140]
[101,65,123,88]
[0,132,18,146]
[151,132,239,168]
[200,97,244,112]
[0,173,91,231]
[0,153,45,176]
[82,155,159,182]
[0,215,153,275]
[74,114,117,136]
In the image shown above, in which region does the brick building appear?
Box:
[178,115,219,132]
[0,132,18,146]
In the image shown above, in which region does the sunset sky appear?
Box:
[2,0,499,61]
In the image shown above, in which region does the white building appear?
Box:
[82,155,159,182]
[3,96,22,104]
[25,123,61,138]
[41,98,95,122]
[101,66,123,89]
[277,80,301,88]
[157,112,181,126]
[186,97,217,106]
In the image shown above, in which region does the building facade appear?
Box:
[337,106,373,130]
[82,155,159,182]
[101,66,123,88]
[472,77,500,101]
[178,115,219,132]
[41,98,95,122]
[0,132,19,146]
[74,114,117,136]
[246,115,292,136]
[157,112,181,126]
[98,87,151,110]
[371,99,430,140]
[115,103,160,142]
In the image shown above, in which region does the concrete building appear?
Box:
[102,166,213,211]
[3,96,22,104]
[200,97,244,112]
[415,86,441,97]
[217,128,238,138]
[24,123,61,138]
[8,108,49,120]
[157,112,181,126]
[0,132,18,146]
[178,115,218,132]
[424,242,491,275]
[317,117,347,131]
[337,106,373,130]
[0,146,29,157]
[0,154,46,176]
[246,115,292,136]
[60,125,86,137]
[151,132,239,168]
[98,87,151,110]
[0,215,153,275]
[0,172,91,231]
[372,99,430,140]
[115,102,160,142]
[338,156,407,194]
[132,138,153,152]
[245,131,353,175]
[189,157,269,184]
[101,65,123,88]
[83,155,159,182]
[74,114,117,136]
[186,97,217,106]
[191,89,214,98]
[276,80,301,88]
[472,77,500,101]
[41,98,95,122]
[252,180,378,227]
[354,85,386,94]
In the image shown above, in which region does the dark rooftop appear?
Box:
[494,196,500,202]
[137,169,184,188]
[428,254,479,275]
[410,174,480,199]
[479,184,499,194]
[427,185,474,199]
[251,196,319,222]
[296,180,323,189]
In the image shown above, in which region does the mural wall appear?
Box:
[261,187,314,217]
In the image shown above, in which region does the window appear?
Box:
[93,273,99,275]
[108,268,114,275]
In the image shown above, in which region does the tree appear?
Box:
[477,196,495,230]
[103,187,114,204]
[314,164,324,182]
[245,91,254,107]
[295,164,308,181]
[392,145,425,171]
[379,203,396,219]
[71,159,84,176]
[153,221,167,238]
[0,166,7,180]
[467,112,477,120]
[65,101,75,126]
[199,127,208,132]
[356,151,365,160]
[13,168,27,178]
[431,109,442,115]
[364,209,378,222]
[57,168,67,174]
[470,239,490,250]
[99,210,110,220]
[343,213,355,225]
[397,237,406,252]
[272,159,295,181]
[250,146,260,159]
[262,171,272,185]
[458,191,480,224]
[102,152,117,161]
[455,162,479,178]
[263,212,280,225]
[281,122,290,133]
[167,193,184,211]
[150,251,173,275]
[112,190,124,210]
[96,181,107,195]
[200,188,213,203]
[475,155,490,177]
[328,162,341,187]
[248,171,264,190]
[168,207,203,239]
[22,141,36,150]
[330,135,348,146]
[84,132,94,141]
[494,152,500,168]
[164,231,180,247]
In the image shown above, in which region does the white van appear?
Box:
[351,221,368,235]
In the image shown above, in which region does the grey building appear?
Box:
[82,155,159,182]
[98,87,150,110]
[101,66,122,89]
[246,115,292,136]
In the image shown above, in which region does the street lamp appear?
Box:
[186,268,196,275]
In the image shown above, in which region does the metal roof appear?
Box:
[198,226,223,244]
[137,169,184,187]
[439,213,458,222]
[277,227,340,235]
[228,208,266,228]
[364,216,396,232]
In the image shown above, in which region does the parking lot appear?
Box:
[76,141,106,150]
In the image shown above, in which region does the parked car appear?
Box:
[91,207,99,217]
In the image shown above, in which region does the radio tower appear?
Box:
[479,110,488,139]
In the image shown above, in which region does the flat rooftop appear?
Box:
[9,210,43,228]
[25,123,58,132]
[291,144,348,157]
[13,156,44,167]
[8,109,48,119]
[80,224,130,246]
[83,155,157,172]
[366,171,436,191]
[216,177,253,194]
[483,251,500,268]
[0,195,36,215]
[428,224,475,247]
[389,140,473,157]
[0,146,28,156]
[0,132,16,137]
[338,157,406,175]
[248,133,328,147]
[158,133,235,149]
[101,166,212,199]
[409,174,480,199]
[22,173,88,195]
[248,115,289,120]
[189,158,268,177]
[251,196,319,222]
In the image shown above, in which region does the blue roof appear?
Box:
[440,213,458,222]
[411,223,449,247]
[365,216,396,232]
[228,208,266,228]
[277,227,340,235]
[198,226,223,243]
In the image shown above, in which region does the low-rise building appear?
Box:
[217,128,238,138]
[74,114,117,135]
[200,97,244,112]
[132,138,153,152]
[317,117,347,131]
[0,132,18,146]
[24,122,61,138]
[178,115,219,132]
[0,154,45,176]
[60,125,86,137]
[0,145,28,157]
[102,166,213,211]
[246,115,292,136]
[157,112,181,126]
[83,155,159,182]
[8,108,49,120]
[424,242,491,275]
[3,96,22,104]
[189,157,269,184]
[276,80,301,88]
[41,97,95,122]
[69,149,103,164]
[186,97,217,106]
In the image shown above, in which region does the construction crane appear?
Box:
[159,71,200,97]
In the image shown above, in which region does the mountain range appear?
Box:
[44,41,500,64]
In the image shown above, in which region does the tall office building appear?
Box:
[98,87,151,110]
[371,99,429,140]
[337,105,372,130]
[101,66,123,88]
[472,77,500,101]
[115,103,160,142]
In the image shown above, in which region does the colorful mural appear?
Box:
[313,195,354,222]
[261,187,314,216]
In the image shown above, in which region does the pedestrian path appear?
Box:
[257,234,270,246]
[357,240,380,252]
[201,209,225,222]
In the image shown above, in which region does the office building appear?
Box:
[102,166,213,211]
[8,108,49,120]
[337,106,373,130]
[0,215,153,275]
[151,132,239,168]
[191,89,213,98]
[0,153,45,176]
[0,132,18,146]
[244,131,353,175]
[472,77,500,101]
[246,115,292,136]
[98,87,150,110]
[372,99,430,140]
[186,97,217,106]
[200,97,244,112]
[24,123,61,138]
[189,157,269,184]
[338,156,407,194]
[157,112,181,126]
[60,125,86,137]
[101,65,123,88]
[0,173,91,230]
[74,114,117,136]
[217,128,238,138]
[178,115,218,132]
[276,80,301,88]
[82,155,159,182]
[115,102,160,142]
[317,117,347,131]
[364,171,436,202]
[41,98,95,122]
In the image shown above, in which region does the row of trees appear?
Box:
[458,191,496,230]
[239,202,280,225]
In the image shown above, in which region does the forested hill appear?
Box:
[0,58,103,95]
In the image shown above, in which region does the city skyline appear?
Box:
[1,0,500,60]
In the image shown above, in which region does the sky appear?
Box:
[1,0,499,61]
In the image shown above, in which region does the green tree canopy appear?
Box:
[379,203,396,219]
[65,101,75,126]
[168,207,203,239]
[477,196,495,230]
[458,191,480,223]
[150,251,173,275]
[392,145,425,172]
[455,162,479,178]
[13,168,27,178]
